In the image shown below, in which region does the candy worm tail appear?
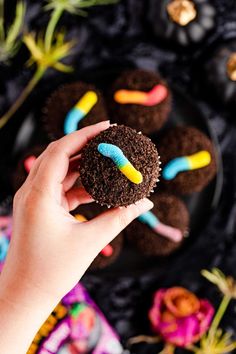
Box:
[114,84,168,106]
[98,143,143,184]
[154,223,183,243]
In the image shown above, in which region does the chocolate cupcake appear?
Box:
[204,40,236,107]
[72,203,123,270]
[148,0,216,47]
[158,126,217,194]
[108,69,171,135]
[12,145,45,192]
[43,82,108,140]
[79,125,160,207]
[126,193,189,256]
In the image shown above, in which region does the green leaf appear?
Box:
[45,0,119,15]
[6,1,25,47]
[76,0,119,9]
[0,0,5,42]
[0,0,26,63]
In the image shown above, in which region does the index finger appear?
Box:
[34,121,110,192]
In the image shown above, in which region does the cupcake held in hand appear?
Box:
[43,81,108,140]
[158,126,217,194]
[126,192,189,256]
[108,69,171,135]
[79,125,160,207]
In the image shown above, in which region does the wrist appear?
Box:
[0,263,60,314]
[0,271,59,354]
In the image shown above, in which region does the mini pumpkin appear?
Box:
[205,40,236,106]
[148,0,216,47]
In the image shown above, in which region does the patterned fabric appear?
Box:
[1,1,236,353]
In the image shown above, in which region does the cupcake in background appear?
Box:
[72,203,124,271]
[43,82,108,140]
[148,0,216,47]
[126,192,189,256]
[158,126,217,194]
[107,69,171,135]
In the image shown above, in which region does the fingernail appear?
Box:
[95,120,110,127]
[137,198,154,214]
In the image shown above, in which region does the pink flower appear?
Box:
[149,287,214,348]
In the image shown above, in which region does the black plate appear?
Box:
[0,66,223,277]
[77,67,223,277]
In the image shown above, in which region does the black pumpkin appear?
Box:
[205,40,236,106]
[148,0,216,47]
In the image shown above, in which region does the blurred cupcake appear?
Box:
[43,82,108,140]
[158,126,217,194]
[72,203,124,270]
[205,40,236,106]
[12,145,45,192]
[108,69,171,135]
[148,0,216,47]
[126,193,189,256]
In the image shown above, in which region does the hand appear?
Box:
[0,121,153,306]
[0,121,153,353]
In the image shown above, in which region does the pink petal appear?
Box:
[196,300,214,338]
[159,316,199,347]
[149,289,167,330]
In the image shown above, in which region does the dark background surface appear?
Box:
[1,0,236,352]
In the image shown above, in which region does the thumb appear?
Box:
[83,198,154,251]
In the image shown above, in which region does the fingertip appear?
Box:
[95,120,110,130]
[105,198,154,229]
[129,198,154,217]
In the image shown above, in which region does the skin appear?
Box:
[0,121,153,354]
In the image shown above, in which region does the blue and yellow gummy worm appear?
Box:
[98,143,143,184]
[64,91,98,135]
[162,150,211,180]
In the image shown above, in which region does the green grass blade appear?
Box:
[6,1,25,47]
[0,0,5,42]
